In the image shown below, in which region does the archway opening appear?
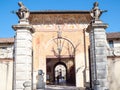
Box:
[46,33,76,86]
[46,58,76,86]
[54,63,67,85]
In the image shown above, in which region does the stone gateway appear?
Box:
[12,2,109,90]
[1,1,120,90]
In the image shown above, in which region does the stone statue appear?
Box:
[17,2,30,20]
[90,2,107,21]
[36,70,45,89]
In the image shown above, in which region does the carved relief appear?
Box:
[29,14,90,24]
[54,15,64,24]
[29,14,90,31]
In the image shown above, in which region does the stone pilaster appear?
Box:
[87,20,109,90]
[12,20,34,90]
[87,2,109,90]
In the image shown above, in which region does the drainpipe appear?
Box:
[31,49,33,90]
[83,28,87,86]
[12,35,16,90]
[6,62,9,90]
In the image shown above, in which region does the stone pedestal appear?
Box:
[87,20,109,90]
[12,20,34,90]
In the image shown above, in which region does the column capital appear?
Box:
[12,24,35,33]
[91,21,108,29]
[87,20,108,33]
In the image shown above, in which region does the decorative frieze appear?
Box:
[32,24,89,32]
[29,14,91,25]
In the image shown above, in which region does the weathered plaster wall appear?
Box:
[0,44,13,90]
[32,23,90,87]
[0,61,13,90]
[114,40,120,47]
[107,58,120,90]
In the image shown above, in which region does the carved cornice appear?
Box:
[12,24,35,33]
[86,20,108,33]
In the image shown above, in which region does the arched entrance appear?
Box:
[54,62,67,85]
[46,58,75,86]
[46,30,76,86]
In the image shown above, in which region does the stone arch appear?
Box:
[45,37,75,57]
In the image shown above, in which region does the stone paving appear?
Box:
[38,85,85,90]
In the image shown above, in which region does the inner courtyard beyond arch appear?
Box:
[46,58,75,86]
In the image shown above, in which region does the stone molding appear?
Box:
[87,21,108,33]
[32,23,89,32]
[12,24,35,33]
[91,23,108,29]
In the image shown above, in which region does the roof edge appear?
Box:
[0,37,14,44]
[30,10,90,14]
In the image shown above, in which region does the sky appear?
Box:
[0,0,120,38]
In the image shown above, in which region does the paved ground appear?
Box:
[44,85,85,90]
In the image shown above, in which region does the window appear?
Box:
[109,40,114,48]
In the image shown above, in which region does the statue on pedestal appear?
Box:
[90,2,107,21]
[17,2,30,20]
